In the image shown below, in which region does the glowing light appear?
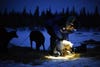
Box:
[44,53,80,60]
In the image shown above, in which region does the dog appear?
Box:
[53,40,73,56]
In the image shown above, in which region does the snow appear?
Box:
[0,57,100,67]
[10,28,50,50]
[39,58,100,67]
[44,53,79,60]
[69,31,100,47]
[9,27,100,49]
[1,27,100,67]
[0,60,33,67]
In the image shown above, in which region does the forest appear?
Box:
[0,6,100,31]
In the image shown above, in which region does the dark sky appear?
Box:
[0,0,100,14]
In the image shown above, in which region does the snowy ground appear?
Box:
[9,27,100,49]
[1,27,99,67]
[0,57,100,67]
[35,57,100,67]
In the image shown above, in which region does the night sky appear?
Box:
[0,0,100,14]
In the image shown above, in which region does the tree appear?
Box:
[33,6,39,17]
[70,6,76,16]
[3,8,8,16]
[45,8,53,19]
[65,7,69,17]
[94,6,99,16]
[22,7,27,16]
[80,7,86,16]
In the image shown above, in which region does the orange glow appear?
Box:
[44,53,80,60]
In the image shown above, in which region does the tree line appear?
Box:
[0,6,100,30]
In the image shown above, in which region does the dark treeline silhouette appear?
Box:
[0,6,100,30]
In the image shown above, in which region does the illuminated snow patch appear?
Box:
[45,53,80,60]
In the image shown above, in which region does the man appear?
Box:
[45,25,59,54]
[60,16,77,40]
[53,16,77,56]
